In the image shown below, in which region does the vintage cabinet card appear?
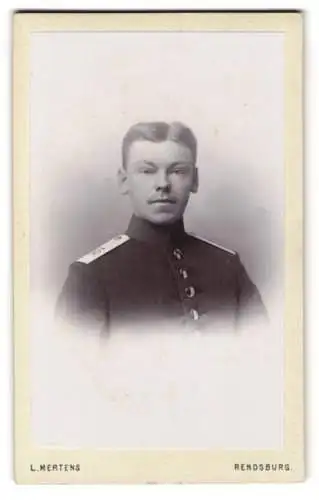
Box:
[13,11,303,483]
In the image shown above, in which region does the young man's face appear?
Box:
[119,140,198,225]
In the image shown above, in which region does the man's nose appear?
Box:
[154,171,171,191]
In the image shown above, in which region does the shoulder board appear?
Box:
[192,234,236,255]
[77,234,130,264]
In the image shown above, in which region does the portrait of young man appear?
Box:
[56,121,267,335]
[24,23,291,454]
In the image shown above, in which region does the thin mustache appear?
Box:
[148,198,177,204]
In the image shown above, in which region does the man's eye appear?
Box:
[140,167,154,174]
[138,167,156,174]
[171,167,189,174]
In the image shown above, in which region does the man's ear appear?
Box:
[117,168,129,195]
[191,167,199,193]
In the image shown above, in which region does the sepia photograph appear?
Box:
[13,11,303,483]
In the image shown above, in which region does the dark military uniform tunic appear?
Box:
[56,215,266,334]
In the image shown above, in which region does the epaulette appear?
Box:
[77,234,130,264]
[192,234,236,255]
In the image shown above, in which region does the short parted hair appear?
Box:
[122,121,197,169]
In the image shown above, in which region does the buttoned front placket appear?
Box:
[167,244,201,328]
[126,215,203,330]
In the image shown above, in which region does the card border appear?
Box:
[13,11,303,483]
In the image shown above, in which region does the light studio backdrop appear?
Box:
[29,31,284,449]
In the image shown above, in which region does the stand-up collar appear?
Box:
[126,214,187,247]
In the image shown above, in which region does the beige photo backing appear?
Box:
[13,11,303,483]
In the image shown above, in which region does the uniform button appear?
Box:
[185,286,195,298]
[173,248,183,260]
[190,309,199,321]
[179,268,188,279]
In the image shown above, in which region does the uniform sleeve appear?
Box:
[234,254,268,328]
[55,262,108,330]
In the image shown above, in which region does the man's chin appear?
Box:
[142,212,180,225]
